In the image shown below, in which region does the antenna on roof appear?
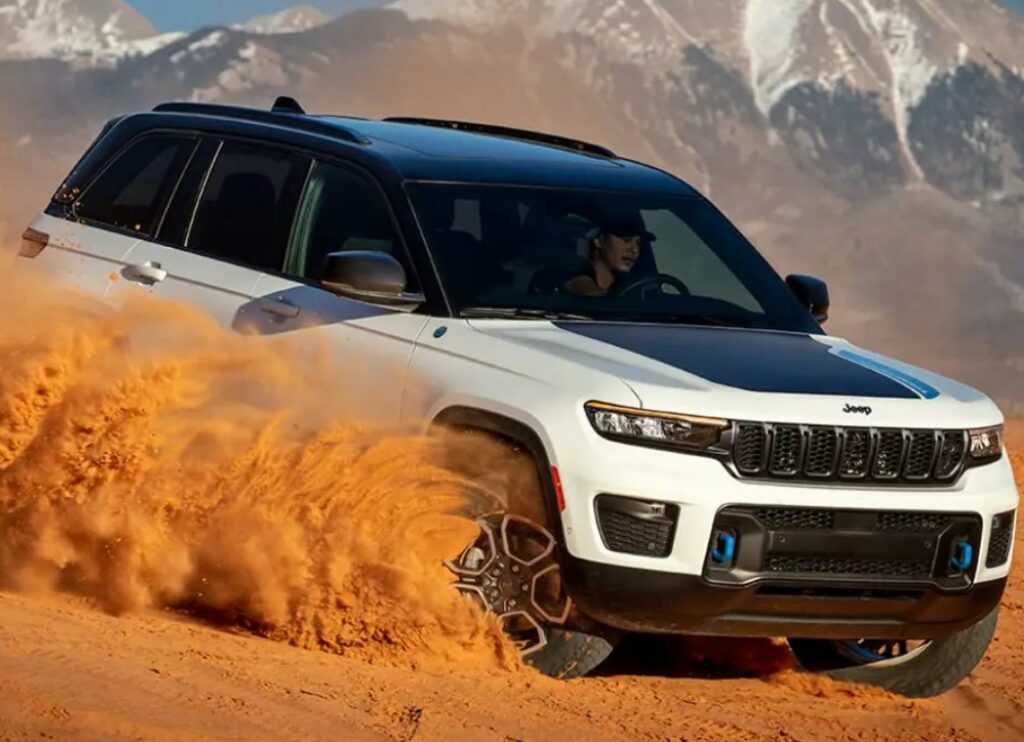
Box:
[272,96,305,115]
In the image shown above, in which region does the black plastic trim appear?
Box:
[561,556,1007,639]
[429,407,563,532]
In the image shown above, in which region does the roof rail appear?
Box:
[152,101,368,144]
[383,117,617,158]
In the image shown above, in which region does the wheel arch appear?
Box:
[429,406,563,532]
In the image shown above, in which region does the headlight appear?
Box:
[585,402,729,451]
[969,425,1003,460]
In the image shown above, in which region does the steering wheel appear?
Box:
[617,273,690,298]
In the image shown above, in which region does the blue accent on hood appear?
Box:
[552,323,924,399]
[830,348,940,400]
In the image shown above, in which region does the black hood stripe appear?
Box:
[553,323,923,399]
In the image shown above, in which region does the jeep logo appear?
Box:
[843,404,873,415]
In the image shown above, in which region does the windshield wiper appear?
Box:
[459,307,593,321]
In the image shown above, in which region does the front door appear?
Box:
[239,159,431,423]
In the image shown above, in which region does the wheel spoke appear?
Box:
[446,514,572,655]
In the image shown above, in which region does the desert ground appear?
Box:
[1,433,1020,741]
[0,261,1021,741]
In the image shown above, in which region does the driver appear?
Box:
[563,216,652,296]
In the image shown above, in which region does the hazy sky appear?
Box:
[127,1,391,32]
[128,0,1023,32]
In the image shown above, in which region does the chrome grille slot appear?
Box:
[871,430,906,480]
[804,428,839,478]
[734,424,768,475]
[934,431,967,480]
[838,428,872,479]
[904,431,938,480]
[769,425,803,477]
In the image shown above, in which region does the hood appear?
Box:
[467,320,1002,429]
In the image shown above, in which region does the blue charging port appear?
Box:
[950,539,973,573]
[711,531,736,565]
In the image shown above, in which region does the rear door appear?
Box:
[32,133,197,296]
[114,138,312,326]
[242,159,431,423]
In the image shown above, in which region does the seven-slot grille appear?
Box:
[732,424,967,485]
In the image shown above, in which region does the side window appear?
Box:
[643,209,764,312]
[287,161,417,290]
[74,135,196,236]
[188,141,310,272]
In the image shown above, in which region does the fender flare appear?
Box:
[430,406,563,533]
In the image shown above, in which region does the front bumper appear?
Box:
[562,557,1006,639]
[555,433,1018,579]
[551,434,1017,637]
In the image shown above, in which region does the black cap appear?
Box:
[595,212,655,241]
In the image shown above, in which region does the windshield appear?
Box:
[407,183,821,334]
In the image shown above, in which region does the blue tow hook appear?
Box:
[711,530,736,565]
[950,539,973,573]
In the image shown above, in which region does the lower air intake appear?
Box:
[986,511,1015,568]
[765,556,933,579]
[596,495,678,558]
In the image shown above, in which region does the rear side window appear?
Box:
[187,141,310,272]
[74,135,196,236]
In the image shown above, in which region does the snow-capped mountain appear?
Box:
[396,0,1024,199]
[0,1,1021,405]
[236,5,333,35]
[0,0,179,64]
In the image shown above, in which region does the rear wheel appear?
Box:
[447,512,618,679]
[788,608,999,697]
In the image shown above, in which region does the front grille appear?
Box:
[765,556,933,578]
[596,495,678,557]
[730,423,969,486]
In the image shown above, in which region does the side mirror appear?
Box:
[786,274,830,324]
[321,251,424,307]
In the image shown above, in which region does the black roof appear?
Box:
[147,100,695,195]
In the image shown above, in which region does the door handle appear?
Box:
[124,261,168,285]
[258,297,301,320]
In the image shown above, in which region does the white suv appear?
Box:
[23,99,1018,696]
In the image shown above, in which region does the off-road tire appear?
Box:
[788,608,999,698]
[442,429,619,679]
[527,627,619,679]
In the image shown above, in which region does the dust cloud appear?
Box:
[0,254,519,671]
[0,251,799,681]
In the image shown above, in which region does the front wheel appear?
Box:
[788,608,999,697]
[447,513,618,679]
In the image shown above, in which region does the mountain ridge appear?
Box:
[0,1,1021,406]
